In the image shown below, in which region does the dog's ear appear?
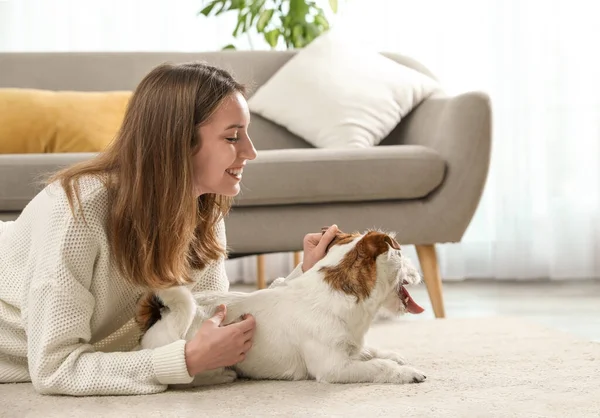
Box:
[386,235,401,250]
[358,231,400,258]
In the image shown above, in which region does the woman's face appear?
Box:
[193,92,257,197]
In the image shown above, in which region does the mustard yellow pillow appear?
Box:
[0,88,132,154]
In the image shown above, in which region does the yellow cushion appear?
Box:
[0,88,131,154]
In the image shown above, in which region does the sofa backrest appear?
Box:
[0,51,436,150]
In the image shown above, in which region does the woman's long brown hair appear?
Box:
[46,62,245,289]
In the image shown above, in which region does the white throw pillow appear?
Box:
[247,30,441,148]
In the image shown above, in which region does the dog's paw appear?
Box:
[213,368,238,384]
[360,347,407,365]
[389,365,426,384]
[190,368,238,386]
[384,350,408,365]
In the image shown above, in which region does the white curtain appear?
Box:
[333,0,600,281]
[1,0,598,282]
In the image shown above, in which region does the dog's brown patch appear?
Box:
[321,226,361,252]
[135,292,165,332]
[320,230,399,301]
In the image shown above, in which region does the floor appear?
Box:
[232,279,600,343]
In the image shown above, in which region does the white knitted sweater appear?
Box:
[0,176,298,396]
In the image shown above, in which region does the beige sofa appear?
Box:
[0,51,492,318]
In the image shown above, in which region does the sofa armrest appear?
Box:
[383,91,492,243]
[396,91,491,156]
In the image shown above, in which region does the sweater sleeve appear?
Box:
[24,194,193,396]
[286,262,304,281]
[268,262,304,288]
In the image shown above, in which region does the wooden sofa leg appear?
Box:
[257,252,301,290]
[293,251,302,267]
[257,255,266,289]
[415,244,446,319]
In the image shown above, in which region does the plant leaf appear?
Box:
[198,0,222,16]
[305,22,320,39]
[290,0,310,17]
[250,0,265,14]
[257,9,274,32]
[328,0,338,13]
[248,0,264,27]
[222,44,237,50]
[314,14,329,30]
[233,12,247,37]
[292,24,305,48]
[246,11,255,28]
[229,0,243,9]
[282,14,293,28]
[264,29,281,48]
[214,1,229,15]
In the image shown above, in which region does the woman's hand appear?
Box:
[301,224,339,272]
[184,304,255,376]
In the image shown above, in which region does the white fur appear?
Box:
[140,287,197,350]
[140,232,427,386]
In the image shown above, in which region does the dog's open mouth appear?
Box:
[399,281,425,314]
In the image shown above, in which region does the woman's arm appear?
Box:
[27,281,193,396]
[24,195,194,396]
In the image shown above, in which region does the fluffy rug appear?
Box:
[1,317,598,417]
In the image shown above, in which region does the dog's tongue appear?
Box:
[403,287,425,314]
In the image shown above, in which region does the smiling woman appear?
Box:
[0,61,336,396]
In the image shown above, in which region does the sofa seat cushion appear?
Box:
[0,153,98,211]
[233,145,445,207]
[0,146,445,212]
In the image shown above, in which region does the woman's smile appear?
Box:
[225,167,243,180]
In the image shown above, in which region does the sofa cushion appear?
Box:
[0,153,97,211]
[233,145,445,207]
[0,88,130,154]
[247,30,440,149]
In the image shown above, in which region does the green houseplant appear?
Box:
[198,0,339,50]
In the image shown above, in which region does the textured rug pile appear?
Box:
[1,317,599,417]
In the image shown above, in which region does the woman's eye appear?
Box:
[226,137,239,143]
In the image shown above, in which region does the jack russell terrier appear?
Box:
[136,227,427,386]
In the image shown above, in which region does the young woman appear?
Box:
[0,62,338,396]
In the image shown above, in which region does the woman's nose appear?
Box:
[240,136,258,161]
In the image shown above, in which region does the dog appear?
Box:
[136,227,427,386]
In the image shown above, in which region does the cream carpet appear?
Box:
[1,317,599,417]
